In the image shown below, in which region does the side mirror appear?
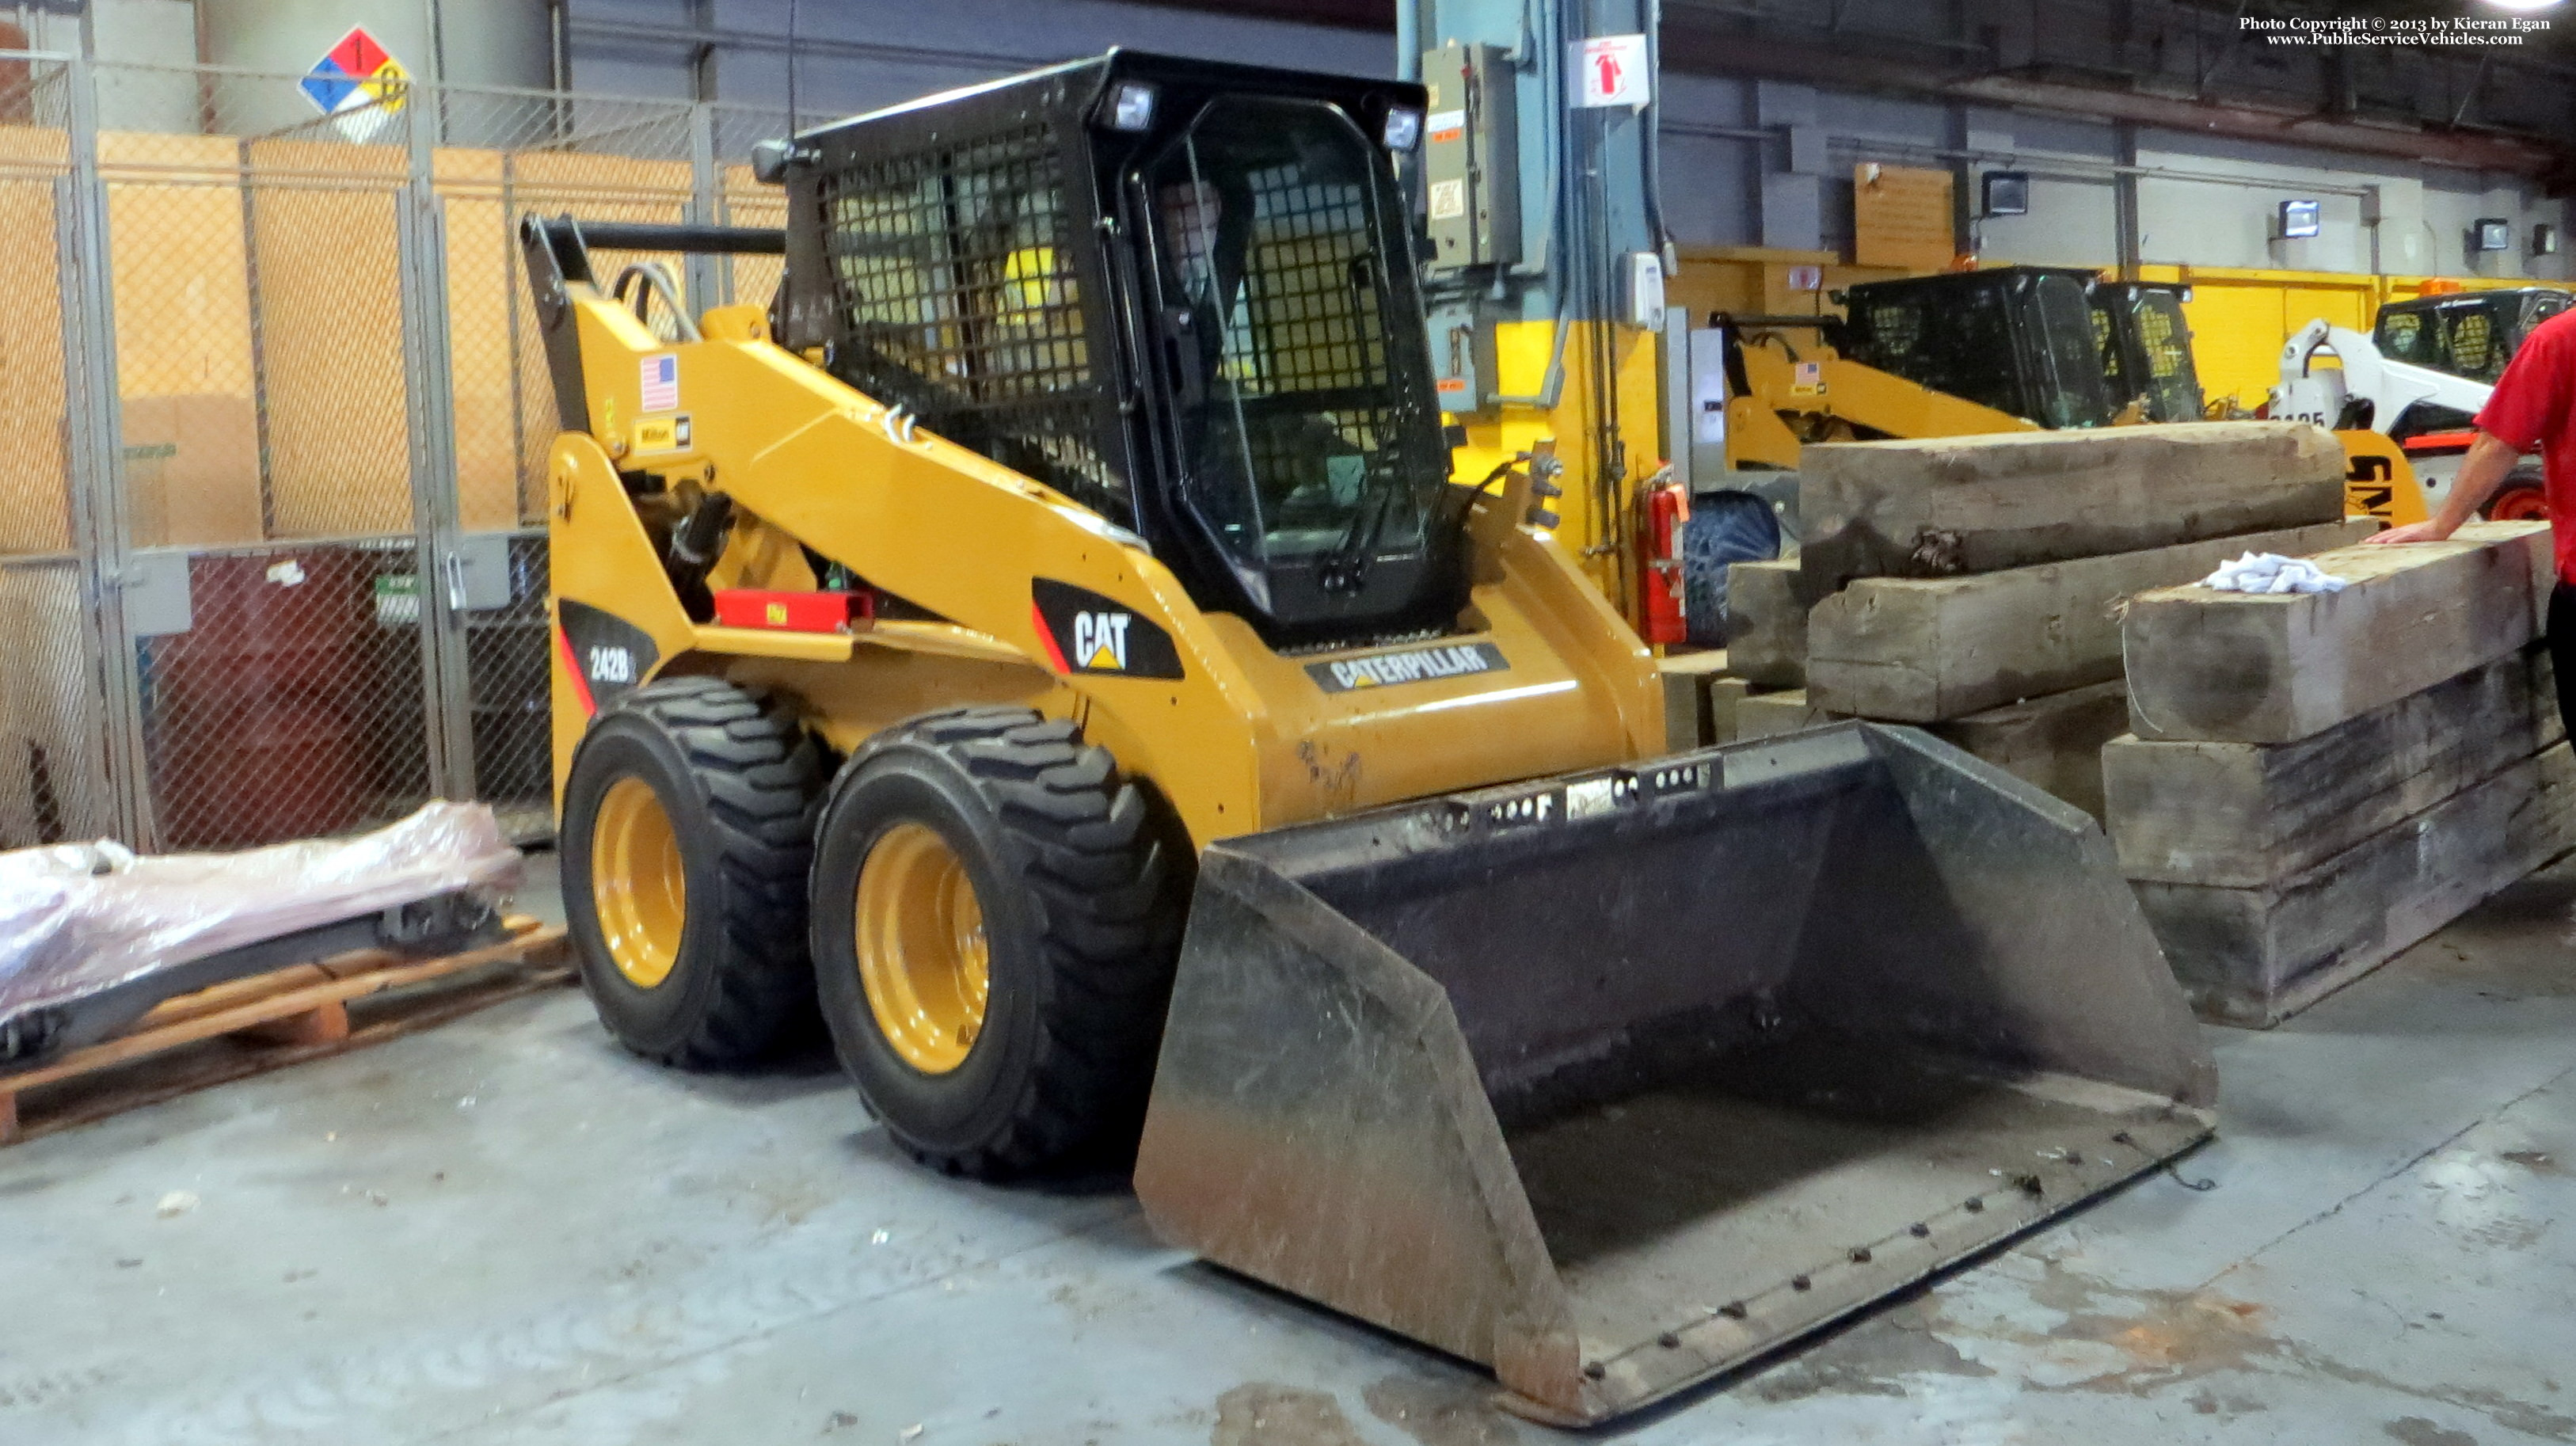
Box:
[750,139,793,185]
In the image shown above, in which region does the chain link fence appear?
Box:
[0,51,804,854]
[0,56,117,853]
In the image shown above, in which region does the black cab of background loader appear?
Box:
[2372,286,2571,386]
[1832,264,2205,428]
[2089,279,2205,423]
[761,51,1466,653]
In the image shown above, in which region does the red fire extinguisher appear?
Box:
[1636,466,1690,645]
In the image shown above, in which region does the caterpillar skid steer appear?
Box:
[527,50,2216,1424]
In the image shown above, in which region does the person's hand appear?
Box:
[2365,520,2453,545]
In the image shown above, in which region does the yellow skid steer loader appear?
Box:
[530,51,2215,1424]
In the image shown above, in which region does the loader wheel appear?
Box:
[2487,480,2551,523]
[561,676,825,1065]
[810,706,1182,1178]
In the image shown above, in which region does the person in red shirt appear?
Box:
[2368,305,2576,736]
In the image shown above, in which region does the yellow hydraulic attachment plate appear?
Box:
[856,823,991,1075]
[592,775,687,988]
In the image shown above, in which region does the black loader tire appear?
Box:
[2483,464,2551,523]
[810,706,1184,1178]
[561,675,825,1065]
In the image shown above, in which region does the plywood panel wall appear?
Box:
[31,134,805,550]
[242,138,409,539]
[722,166,786,311]
[98,132,254,402]
[0,135,71,555]
[97,131,265,546]
[435,147,523,532]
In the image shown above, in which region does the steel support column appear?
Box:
[59,54,152,847]
[400,101,474,802]
[687,102,722,308]
[2113,121,2141,280]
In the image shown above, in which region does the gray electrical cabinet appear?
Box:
[1428,299,1497,413]
[1686,325,1732,489]
[1421,42,1518,273]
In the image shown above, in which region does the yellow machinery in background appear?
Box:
[1687,259,2565,531]
[1720,325,2039,466]
[1659,248,1988,471]
[1705,264,2201,476]
[525,52,2215,1425]
[2142,264,2551,409]
[2274,283,2571,527]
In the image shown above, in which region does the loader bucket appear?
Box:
[1133,723,2216,1425]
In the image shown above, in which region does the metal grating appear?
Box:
[2138,302,2190,381]
[1181,153,1411,555]
[461,531,554,844]
[1213,164,1386,396]
[817,124,1125,519]
[0,173,72,558]
[0,56,830,852]
[242,175,415,540]
[0,58,105,850]
[0,560,114,848]
[136,544,433,850]
[2449,310,2502,382]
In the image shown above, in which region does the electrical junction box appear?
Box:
[1428,299,1497,415]
[1422,42,1519,272]
[1685,326,1730,489]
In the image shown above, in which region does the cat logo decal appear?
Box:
[1029,580,1184,679]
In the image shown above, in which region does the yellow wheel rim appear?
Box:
[855,823,990,1075]
[592,775,687,988]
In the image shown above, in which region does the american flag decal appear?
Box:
[640,354,679,412]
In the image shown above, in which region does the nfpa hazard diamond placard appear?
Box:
[299,26,409,141]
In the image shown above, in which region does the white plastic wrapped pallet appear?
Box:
[0,802,523,1020]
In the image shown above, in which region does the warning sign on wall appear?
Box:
[1852,162,1956,271]
[299,27,409,142]
[1572,35,1650,109]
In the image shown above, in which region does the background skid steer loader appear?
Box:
[2273,286,2570,527]
[530,49,2215,1425]
[1714,265,2209,475]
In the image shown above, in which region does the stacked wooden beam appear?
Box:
[1654,648,1735,753]
[2106,521,2570,1026]
[1723,423,2367,816]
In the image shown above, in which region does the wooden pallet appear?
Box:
[0,915,573,1146]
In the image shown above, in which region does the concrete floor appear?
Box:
[4,854,2574,1446]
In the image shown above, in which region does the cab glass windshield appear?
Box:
[1143,97,1447,584]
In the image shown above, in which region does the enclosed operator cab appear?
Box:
[2089,280,2205,424]
[2373,286,2570,388]
[767,54,1465,653]
[1832,266,2116,430]
[1831,265,2205,431]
